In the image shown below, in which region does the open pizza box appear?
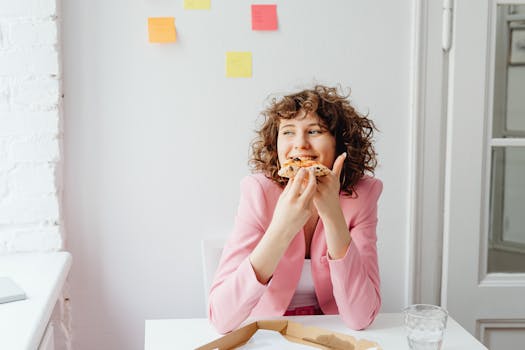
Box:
[195,320,382,350]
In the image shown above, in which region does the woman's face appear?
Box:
[277,110,336,169]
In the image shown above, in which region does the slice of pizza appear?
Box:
[278,157,331,178]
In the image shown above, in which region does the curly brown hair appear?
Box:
[249,85,378,195]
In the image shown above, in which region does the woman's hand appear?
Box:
[314,152,351,260]
[314,152,347,218]
[249,168,317,284]
[268,167,317,242]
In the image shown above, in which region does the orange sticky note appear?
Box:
[226,52,252,78]
[251,4,277,31]
[148,17,176,43]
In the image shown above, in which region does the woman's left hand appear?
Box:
[314,152,351,259]
[313,152,347,218]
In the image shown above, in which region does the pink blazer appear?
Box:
[208,173,382,334]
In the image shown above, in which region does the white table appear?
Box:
[145,314,488,349]
[0,252,72,350]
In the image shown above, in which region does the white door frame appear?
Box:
[408,0,448,306]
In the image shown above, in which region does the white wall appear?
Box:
[0,1,62,253]
[62,1,413,349]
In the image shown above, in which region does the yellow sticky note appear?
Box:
[226,52,252,78]
[184,0,211,10]
[148,17,176,43]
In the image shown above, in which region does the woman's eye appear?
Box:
[282,131,294,135]
[309,130,322,135]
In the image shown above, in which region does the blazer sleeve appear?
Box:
[208,175,270,334]
[328,178,383,330]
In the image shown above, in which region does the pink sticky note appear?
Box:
[251,4,277,31]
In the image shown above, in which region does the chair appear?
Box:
[200,238,225,313]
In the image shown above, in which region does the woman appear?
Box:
[208,85,382,334]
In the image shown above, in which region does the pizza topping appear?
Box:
[278,157,331,178]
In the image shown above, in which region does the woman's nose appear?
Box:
[293,134,310,149]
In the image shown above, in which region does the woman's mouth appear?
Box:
[289,155,317,161]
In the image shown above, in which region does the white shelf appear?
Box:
[0,252,72,350]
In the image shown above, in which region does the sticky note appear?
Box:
[184,0,211,10]
[148,17,176,43]
[251,4,277,31]
[226,52,252,78]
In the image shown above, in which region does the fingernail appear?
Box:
[342,152,347,158]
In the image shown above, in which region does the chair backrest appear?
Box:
[200,238,225,313]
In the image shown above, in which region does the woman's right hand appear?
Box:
[268,168,317,242]
[249,168,317,284]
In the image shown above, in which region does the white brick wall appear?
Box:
[0,0,63,253]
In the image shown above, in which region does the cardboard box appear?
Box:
[196,320,382,350]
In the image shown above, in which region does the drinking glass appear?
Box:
[403,304,448,350]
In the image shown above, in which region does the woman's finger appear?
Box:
[332,152,347,178]
[282,176,293,195]
[300,168,317,201]
[289,168,306,195]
